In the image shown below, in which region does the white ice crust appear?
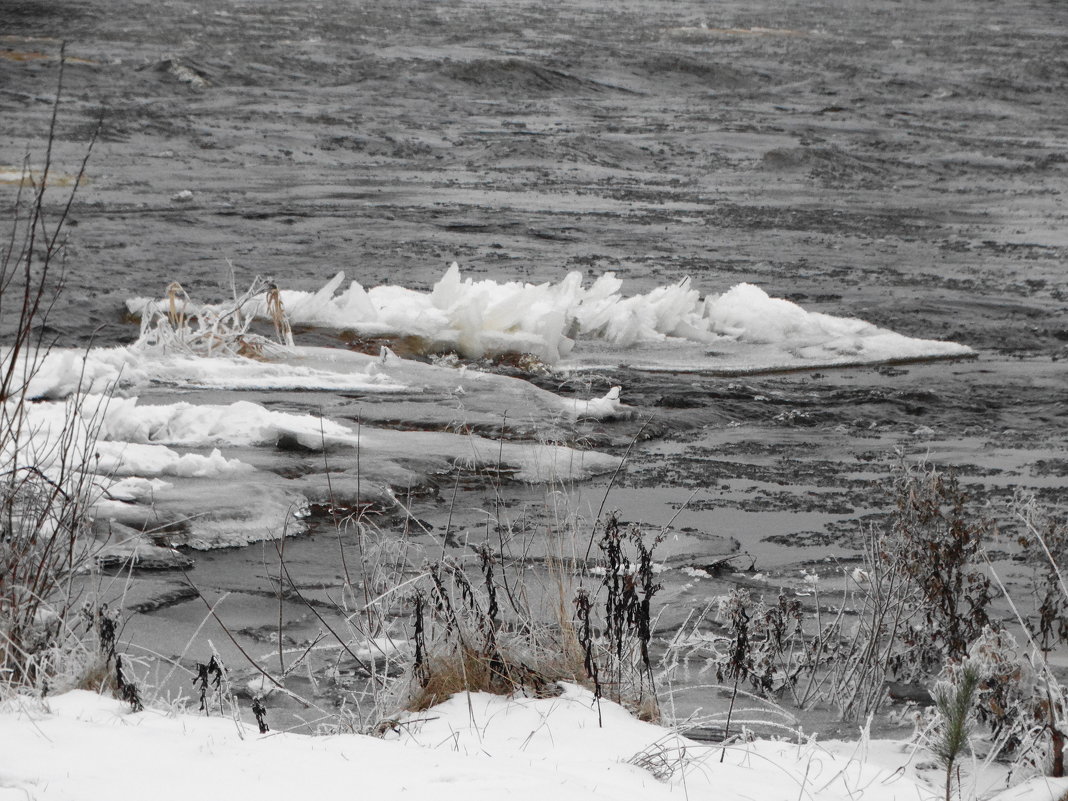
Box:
[7,387,621,550]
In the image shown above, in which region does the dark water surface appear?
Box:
[3,0,1067,729]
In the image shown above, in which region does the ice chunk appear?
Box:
[563,386,629,420]
[96,396,620,483]
[95,474,310,550]
[10,387,620,550]
[21,342,629,424]
[207,266,972,366]
[102,477,172,501]
[97,397,353,450]
[93,520,194,571]
[93,442,252,478]
[706,283,852,345]
[125,265,971,369]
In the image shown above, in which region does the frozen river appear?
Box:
[3,0,1066,729]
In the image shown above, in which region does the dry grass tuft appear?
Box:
[265,284,294,347]
[407,645,568,711]
[399,511,665,718]
[71,655,117,694]
[627,739,690,781]
[405,554,587,711]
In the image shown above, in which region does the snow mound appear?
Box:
[0,686,1042,801]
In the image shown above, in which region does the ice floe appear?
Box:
[16,343,628,423]
[12,344,405,400]
[128,264,972,368]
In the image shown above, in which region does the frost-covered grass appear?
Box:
[0,72,107,693]
[6,486,1068,801]
[656,466,1068,791]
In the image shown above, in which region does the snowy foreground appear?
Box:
[1,686,1063,801]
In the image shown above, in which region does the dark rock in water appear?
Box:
[94,520,195,571]
[655,394,706,409]
[97,544,194,571]
[145,57,211,87]
[885,681,934,706]
[276,432,319,453]
[682,725,728,743]
[127,585,199,614]
[237,625,299,645]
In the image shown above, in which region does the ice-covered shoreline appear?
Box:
[8,383,623,550]
[6,266,974,553]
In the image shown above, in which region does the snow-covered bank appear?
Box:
[127,265,973,368]
[0,686,1057,801]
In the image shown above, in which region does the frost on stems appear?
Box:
[115,654,143,713]
[1015,497,1068,653]
[194,655,225,714]
[475,544,499,627]
[136,276,295,360]
[715,589,804,697]
[251,695,269,734]
[884,465,992,678]
[408,555,547,709]
[597,513,662,683]
[961,626,1067,778]
[0,48,106,694]
[574,588,601,699]
[411,592,429,689]
[403,515,665,716]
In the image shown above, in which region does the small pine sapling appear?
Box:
[932,665,980,801]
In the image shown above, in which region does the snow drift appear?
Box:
[0,686,1050,801]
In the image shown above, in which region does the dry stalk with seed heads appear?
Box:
[136,276,294,359]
